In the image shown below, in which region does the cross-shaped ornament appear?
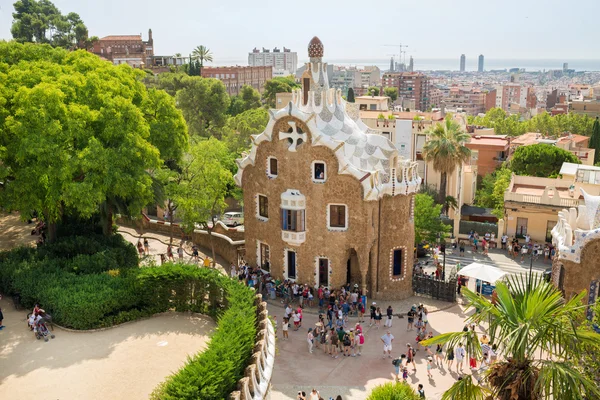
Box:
[279,121,307,152]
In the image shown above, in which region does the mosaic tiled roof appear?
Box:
[308,36,324,58]
[234,39,421,201]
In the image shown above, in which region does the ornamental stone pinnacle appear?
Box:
[308,36,324,58]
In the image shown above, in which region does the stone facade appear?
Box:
[552,238,600,298]
[236,38,420,299]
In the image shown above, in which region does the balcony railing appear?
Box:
[282,231,306,245]
[504,191,582,208]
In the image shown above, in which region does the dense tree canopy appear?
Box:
[383,87,398,102]
[510,143,579,177]
[222,108,269,156]
[414,193,451,243]
[474,167,512,219]
[11,0,97,50]
[228,85,261,116]
[175,77,230,138]
[0,42,187,239]
[262,76,300,108]
[144,72,229,138]
[174,138,234,265]
[469,108,595,137]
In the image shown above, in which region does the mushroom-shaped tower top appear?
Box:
[308,36,324,58]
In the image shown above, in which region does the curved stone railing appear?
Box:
[229,294,275,400]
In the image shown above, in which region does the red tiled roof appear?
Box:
[100,35,142,41]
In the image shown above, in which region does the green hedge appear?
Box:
[0,236,258,399]
[366,382,420,400]
[143,265,257,400]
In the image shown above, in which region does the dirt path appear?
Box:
[0,296,215,400]
[0,212,36,251]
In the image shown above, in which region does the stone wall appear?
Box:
[553,238,600,298]
[230,294,275,400]
[118,217,244,266]
[373,194,415,300]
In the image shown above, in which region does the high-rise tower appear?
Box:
[460,54,466,72]
[478,54,484,72]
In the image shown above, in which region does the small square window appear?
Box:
[269,158,278,176]
[328,205,347,230]
[258,195,268,219]
[313,162,326,182]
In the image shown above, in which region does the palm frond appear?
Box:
[441,375,492,400]
[536,360,600,400]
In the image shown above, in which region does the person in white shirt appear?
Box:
[230,264,237,278]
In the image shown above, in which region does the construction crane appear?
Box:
[384,44,409,65]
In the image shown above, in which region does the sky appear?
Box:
[0,0,598,63]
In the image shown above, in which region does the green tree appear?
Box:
[422,119,471,208]
[191,45,213,76]
[347,87,355,103]
[366,381,420,400]
[174,138,234,266]
[143,88,188,164]
[368,86,381,96]
[143,72,190,96]
[0,42,186,240]
[262,76,300,108]
[474,166,512,219]
[222,108,269,156]
[414,193,451,243]
[11,0,92,50]
[175,77,230,138]
[423,275,600,400]
[590,117,600,165]
[510,143,579,177]
[228,85,261,116]
[384,87,398,102]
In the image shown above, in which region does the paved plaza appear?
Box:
[268,300,477,400]
[0,296,215,400]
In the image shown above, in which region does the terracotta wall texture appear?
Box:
[553,238,600,298]
[241,116,415,299]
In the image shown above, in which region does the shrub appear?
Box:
[366,382,420,400]
[147,265,257,400]
[0,237,258,399]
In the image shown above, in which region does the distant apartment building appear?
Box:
[466,135,510,176]
[485,89,497,111]
[201,66,272,96]
[361,66,381,87]
[478,55,484,72]
[382,72,431,111]
[248,47,298,75]
[495,84,530,112]
[510,132,595,165]
[569,100,600,118]
[442,87,486,116]
[430,88,442,109]
[460,54,466,72]
[91,29,154,68]
[330,67,362,96]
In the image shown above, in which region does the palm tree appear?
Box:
[421,119,471,210]
[422,274,600,400]
[191,45,213,76]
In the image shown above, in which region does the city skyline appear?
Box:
[0,0,599,61]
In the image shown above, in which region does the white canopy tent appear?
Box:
[458,262,508,294]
